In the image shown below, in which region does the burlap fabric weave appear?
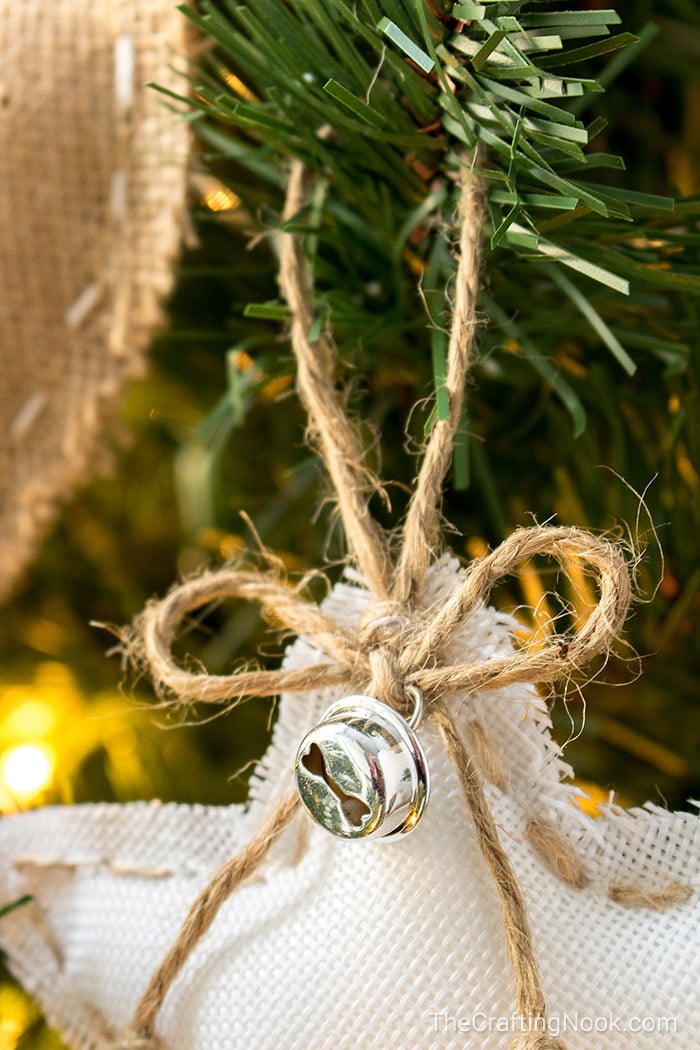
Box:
[0,558,698,1049]
[0,0,190,599]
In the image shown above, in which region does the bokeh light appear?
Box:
[0,742,54,801]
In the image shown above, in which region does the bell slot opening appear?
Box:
[301,743,371,828]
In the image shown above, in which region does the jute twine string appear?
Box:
[119,160,647,1050]
[280,160,393,601]
[394,163,483,606]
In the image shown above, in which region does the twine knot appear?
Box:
[357,601,410,649]
[357,602,415,714]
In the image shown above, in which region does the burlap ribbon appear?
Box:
[118,161,636,1050]
[0,0,190,600]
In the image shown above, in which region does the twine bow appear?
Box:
[119,161,634,1050]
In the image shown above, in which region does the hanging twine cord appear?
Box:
[280,160,393,601]
[393,164,484,606]
[119,160,653,1050]
[434,704,561,1050]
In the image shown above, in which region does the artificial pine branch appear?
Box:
[162,0,698,441]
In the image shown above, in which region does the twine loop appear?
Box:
[118,159,637,1050]
[357,601,413,710]
[357,601,410,649]
[132,525,631,722]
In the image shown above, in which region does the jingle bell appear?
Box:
[294,691,430,840]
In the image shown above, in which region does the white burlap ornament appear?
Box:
[0,558,699,1049]
[1,162,698,1050]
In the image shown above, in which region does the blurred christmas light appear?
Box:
[2,698,56,738]
[218,67,258,102]
[676,453,699,488]
[0,742,54,800]
[517,563,554,640]
[465,536,489,560]
[0,980,40,1045]
[203,183,241,213]
[260,373,293,402]
[571,781,614,819]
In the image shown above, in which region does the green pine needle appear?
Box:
[174,0,697,441]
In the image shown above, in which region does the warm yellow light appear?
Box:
[260,374,293,402]
[465,535,489,560]
[230,348,255,372]
[1,743,55,798]
[570,781,610,819]
[204,184,241,213]
[677,452,699,489]
[0,979,37,1041]
[3,698,56,738]
[518,563,554,639]
[218,67,259,103]
[196,527,246,562]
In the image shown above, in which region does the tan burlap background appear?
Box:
[0,0,191,599]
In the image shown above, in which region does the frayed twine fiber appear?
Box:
[115,159,683,1050]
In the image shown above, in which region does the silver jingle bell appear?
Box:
[294,688,430,840]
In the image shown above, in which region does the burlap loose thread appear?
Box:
[116,160,672,1050]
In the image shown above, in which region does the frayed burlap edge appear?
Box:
[0,0,193,601]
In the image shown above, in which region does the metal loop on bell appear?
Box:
[403,683,423,730]
[294,691,430,841]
